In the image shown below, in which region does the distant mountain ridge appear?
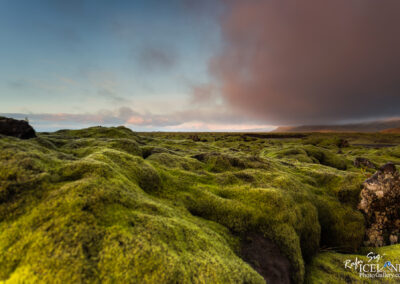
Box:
[273,118,400,133]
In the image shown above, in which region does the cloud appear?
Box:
[84,71,131,104]
[7,78,67,92]
[1,104,274,132]
[211,0,400,125]
[190,84,217,104]
[7,75,130,105]
[7,79,30,89]
[165,121,274,132]
[136,46,178,72]
[44,0,85,14]
[97,88,130,104]
[179,0,223,19]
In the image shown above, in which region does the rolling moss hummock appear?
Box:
[1,127,400,283]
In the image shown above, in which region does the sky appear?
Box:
[1,0,399,131]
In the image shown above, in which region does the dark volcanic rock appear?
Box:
[354,157,377,169]
[338,139,349,148]
[0,116,36,139]
[241,232,292,284]
[189,134,201,142]
[358,163,400,246]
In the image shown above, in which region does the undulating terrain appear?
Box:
[1,127,400,283]
[273,118,400,133]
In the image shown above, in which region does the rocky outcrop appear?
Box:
[0,116,36,139]
[354,157,376,169]
[358,163,400,246]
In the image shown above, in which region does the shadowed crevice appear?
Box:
[241,232,292,284]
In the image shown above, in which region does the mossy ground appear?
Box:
[1,128,399,283]
[306,245,400,283]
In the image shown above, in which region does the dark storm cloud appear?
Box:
[211,0,400,124]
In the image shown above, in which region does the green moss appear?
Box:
[267,145,348,170]
[315,197,365,252]
[0,131,263,283]
[54,126,138,139]
[1,128,400,283]
[304,136,345,148]
[269,148,315,163]
[306,245,400,283]
[108,138,142,156]
[147,152,203,171]
[303,146,348,170]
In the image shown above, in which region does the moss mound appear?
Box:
[55,126,138,139]
[268,145,348,170]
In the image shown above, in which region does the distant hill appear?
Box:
[273,118,400,133]
[381,127,400,133]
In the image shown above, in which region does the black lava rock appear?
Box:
[0,116,36,139]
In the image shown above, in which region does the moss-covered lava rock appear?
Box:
[1,128,400,283]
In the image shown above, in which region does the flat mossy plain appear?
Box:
[1,127,400,283]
